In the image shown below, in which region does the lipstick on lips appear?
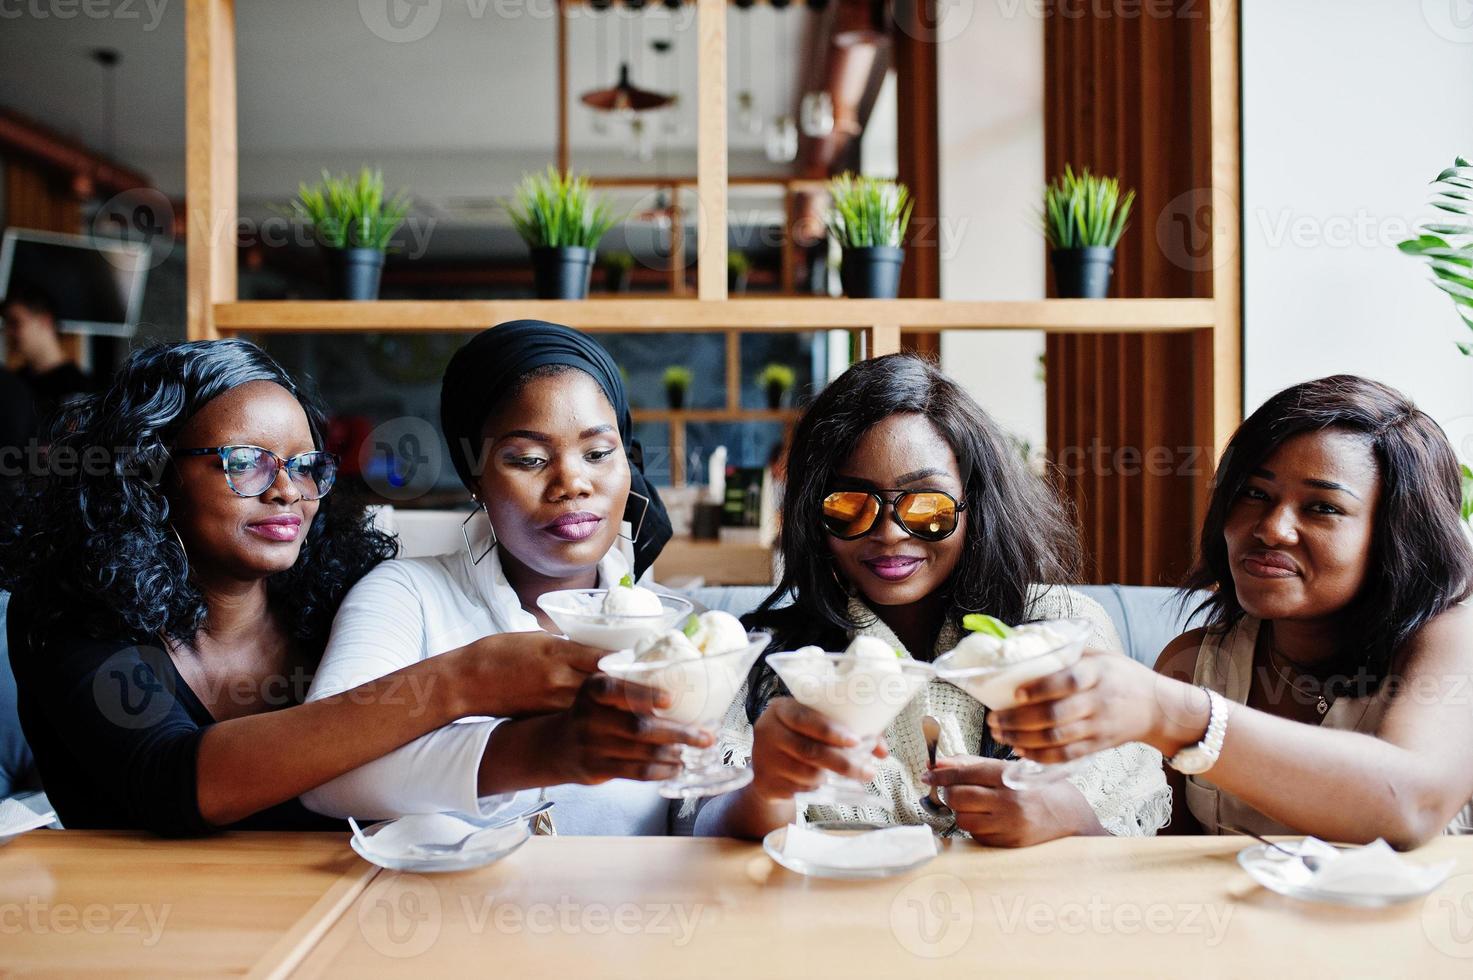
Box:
[544,511,604,542]
[246,513,303,543]
[862,554,924,582]
[1240,549,1299,579]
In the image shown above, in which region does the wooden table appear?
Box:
[294,835,1473,978]
[7,833,1473,977]
[0,831,374,978]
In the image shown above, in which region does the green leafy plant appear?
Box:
[757,363,795,391]
[289,167,410,251]
[1042,165,1135,250]
[727,251,751,275]
[825,173,914,248]
[662,366,693,390]
[1399,157,1473,354]
[1462,464,1473,524]
[506,167,618,249]
[601,251,635,272]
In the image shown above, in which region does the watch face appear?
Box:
[1171,747,1211,775]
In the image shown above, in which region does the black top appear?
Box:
[6,596,344,836]
[0,367,37,506]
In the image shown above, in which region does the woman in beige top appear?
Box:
[695,355,1169,845]
[985,375,1473,848]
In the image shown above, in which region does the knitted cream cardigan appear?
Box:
[709,586,1172,836]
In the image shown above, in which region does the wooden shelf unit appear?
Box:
[185,0,1241,452]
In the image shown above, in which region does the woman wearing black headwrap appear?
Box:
[439,319,672,578]
[302,321,709,835]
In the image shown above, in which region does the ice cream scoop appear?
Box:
[600,575,666,617]
[685,610,749,657]
[633,629,703,664]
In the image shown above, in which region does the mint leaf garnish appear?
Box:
[962,614,1014,638]
[618,573,634,589]
[681,615,700,639]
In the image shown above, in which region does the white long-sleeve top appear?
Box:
[300,524,672,835]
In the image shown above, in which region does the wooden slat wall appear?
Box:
[894,0,941,359]
[1043,1,1214,586]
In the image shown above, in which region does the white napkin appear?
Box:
[356,811,526,861]
[1278,837,1456,896]
[0,797,57,843]
[780,823,937,871]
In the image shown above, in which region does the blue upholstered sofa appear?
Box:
[0,585,1205,802]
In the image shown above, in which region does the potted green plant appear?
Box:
[727,251,751,294]
[1042,165,1135,299]
[757,363,795,409]
[826,173,913,299]
[663,366,693,410]
[506,167,617,300]
[601,251,635,293]
[1399,157,1473,354]
[289,167,410,301]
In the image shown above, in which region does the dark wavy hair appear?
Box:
[0,339,397,652]
[1182,374,1473,685]
[743,354,1082,724]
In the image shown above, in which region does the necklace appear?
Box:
[1267,647,1332,715]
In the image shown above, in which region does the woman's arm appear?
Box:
[991,609,1473,848]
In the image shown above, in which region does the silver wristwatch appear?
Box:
[1167,687,1229,775]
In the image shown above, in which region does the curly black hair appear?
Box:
[0,339,398,653]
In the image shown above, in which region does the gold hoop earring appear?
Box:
[618,489,651,543]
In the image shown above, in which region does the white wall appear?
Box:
[1243,1,1473,454]
[936,3,1047,456]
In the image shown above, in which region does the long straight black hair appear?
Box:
[1182,374,1473,686]
[743,354,1082,722]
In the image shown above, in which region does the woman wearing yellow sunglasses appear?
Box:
[695,354,1168,845]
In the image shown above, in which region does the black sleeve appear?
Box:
[8,604,213,837]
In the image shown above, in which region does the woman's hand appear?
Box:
[452,632,607,717]
[748,696,887,802]
[550,674,714,785]
[985,649,1208,763]
[921,755,1103,846]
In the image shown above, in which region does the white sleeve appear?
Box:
[299,562,516,820]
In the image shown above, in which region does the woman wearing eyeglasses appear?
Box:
[298,321,708,835]
[696,355,1169,844]
[2,340,600,835]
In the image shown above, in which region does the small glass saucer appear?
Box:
[1236,842,1446,907]
[349,816,532,874]
[762,825,938,880]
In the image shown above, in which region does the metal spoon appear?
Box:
[918,714,954,823]
[409,800,557,856]
[1222,822,1323,872]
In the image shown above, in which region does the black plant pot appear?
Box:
[328,247,385,301]
[531,246,595,300]
[606,266,633,293]
[765,383,786,410]
[1051,246,1116,299]
[666,384,686,410]
[840,245,904,299]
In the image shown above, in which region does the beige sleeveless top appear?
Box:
[1185,616,1473,837]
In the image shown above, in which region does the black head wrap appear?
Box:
[440,320,672,577]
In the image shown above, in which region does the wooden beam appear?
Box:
[696,0,727,300]
[213,298,1217,334]
[185,0,237,342]
[868,323,902,357]
[1209,0,1242,457]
